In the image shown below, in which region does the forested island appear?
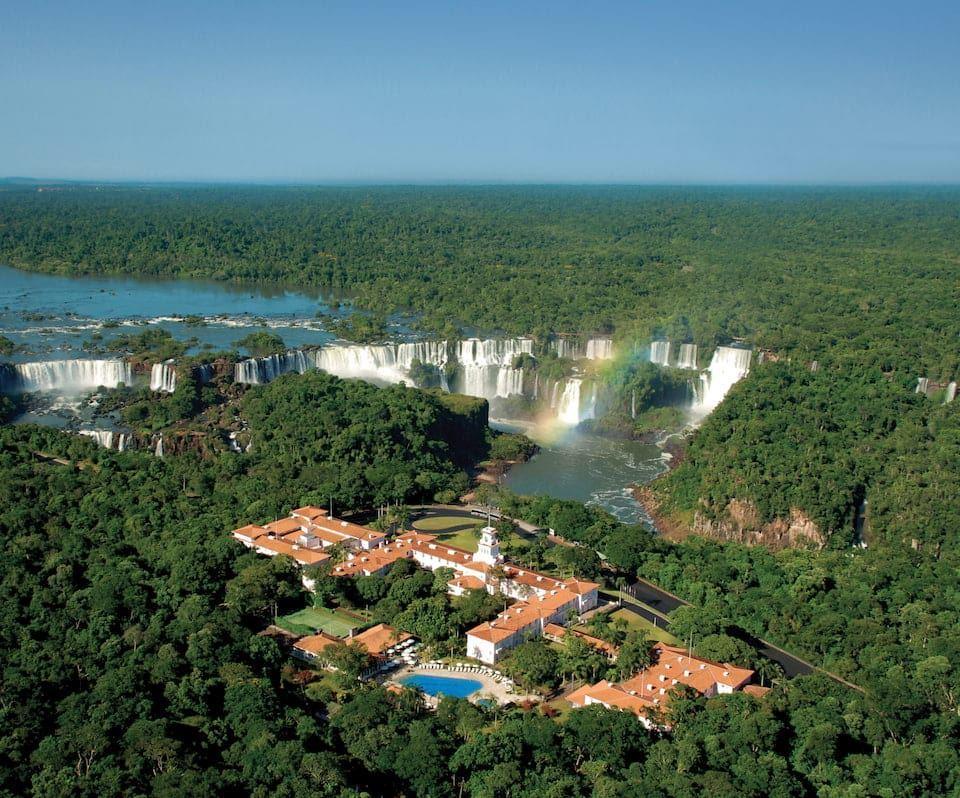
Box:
[1,185,959,797]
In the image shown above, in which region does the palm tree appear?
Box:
[615,576,628,607]
[754,657,783,687]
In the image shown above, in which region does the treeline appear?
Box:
[2,185,959,375]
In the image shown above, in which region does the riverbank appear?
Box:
[633,485,694,541]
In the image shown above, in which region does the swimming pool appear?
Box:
[399,674,483,698]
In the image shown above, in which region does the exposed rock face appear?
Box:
[635,488,826,550]
[691,500,826,550]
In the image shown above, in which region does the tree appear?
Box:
[225,556,303,621]
[322,642,372,680]
[502,641,559,692]
[616,633,655,678]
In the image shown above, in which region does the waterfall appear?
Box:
[556,380,582,425]
[675,344,699,370]
[78,429,129,450]
[495,368,524,398]
[150,360,177,393]
[552,337,613,360]
[453,338,533,400]
[649,341,673,367]
[234,350,310,385]
[631,390,636,419]
[312,342,443,384]
[585,338,613,360]
[554,378,594,425]
[916,378,957,403]
[691,346,753,414]
[154,435,164,458]
[79,429,115,449]
[0,359,133,394]
[553,339,582,360]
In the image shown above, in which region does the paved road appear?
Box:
[625,578,820,680]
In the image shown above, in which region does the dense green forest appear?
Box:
[655,361,960,550]
[2,185,958,376]
[3,416,960,797]
[2,185,960,795]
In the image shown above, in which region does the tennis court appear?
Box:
[277,606,360,637]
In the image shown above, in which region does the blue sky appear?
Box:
[2,1,958,183]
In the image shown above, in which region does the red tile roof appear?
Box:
[352,623,413,657]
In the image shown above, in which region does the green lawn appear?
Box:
[277,606,360,638]
[609,608,679,644]
[412,514,475,532]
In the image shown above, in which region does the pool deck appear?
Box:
[386,665,537,706]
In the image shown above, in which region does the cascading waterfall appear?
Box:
[675,343,699,370]
[154,435,164,458]
[311,341,450,385]
[916,377,958,403]
[552,337,613,360]
[631,390,636,419]
[649,341,673,367]
[150,360,177,393]
[0,359,133,393]
[454,338,533,400]
[234,350,310,384]
[553,339,582,360]
[495,368,525,398]
[79,430,129,450]
[553,378,596,426]
[691,346,753,414]
[79,429,115,448]
[585,338,613,360]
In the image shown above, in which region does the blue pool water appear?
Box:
[399,674,483,698]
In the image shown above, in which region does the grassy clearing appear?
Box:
[412,515,478,532]
[277,606,360,638]
[435,528,483,552]
[609,608,679,644]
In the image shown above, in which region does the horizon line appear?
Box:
[4,176,960,190]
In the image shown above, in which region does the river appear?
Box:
[0,263,347,360]
[492,419,667,525]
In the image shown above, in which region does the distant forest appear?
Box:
[1,184,958,376]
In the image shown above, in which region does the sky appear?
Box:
[1,1,958,183]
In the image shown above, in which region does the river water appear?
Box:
[1,264,665,523]
[0,263,345,360]
[492,419,666,524]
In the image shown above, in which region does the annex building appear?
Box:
[567,643,759,728]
